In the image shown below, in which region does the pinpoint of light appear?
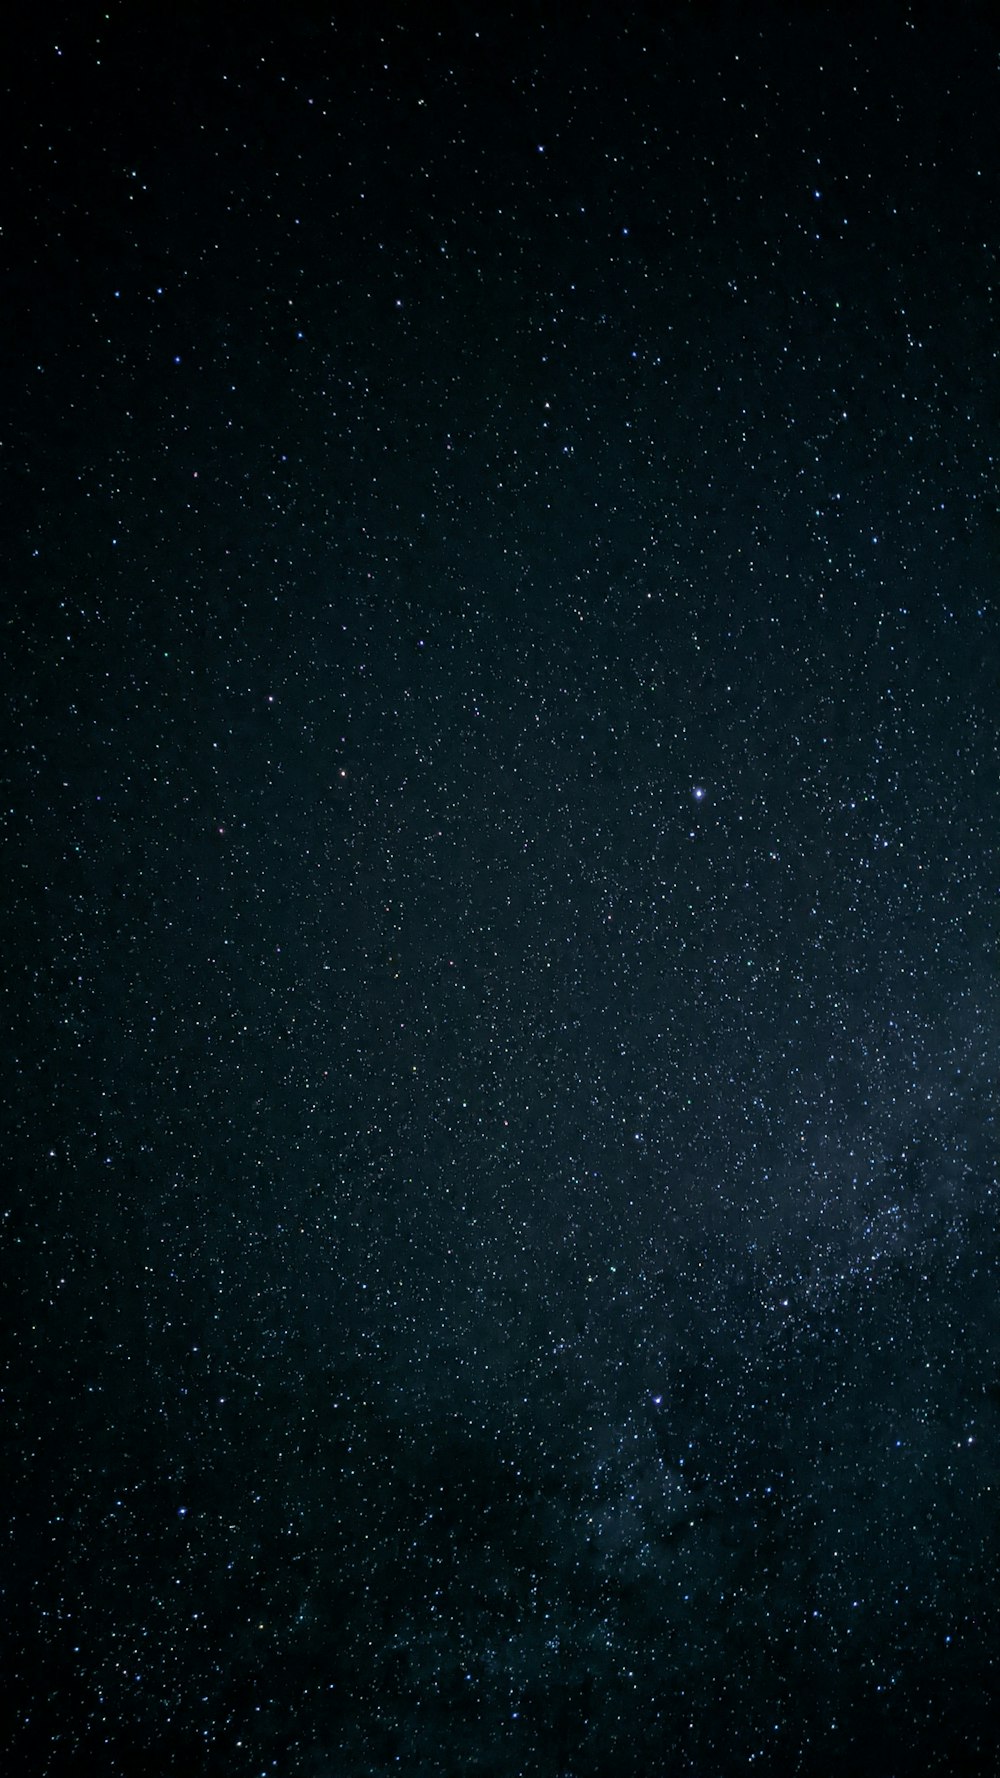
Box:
[692,785,706,802]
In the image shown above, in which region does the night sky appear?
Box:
[4,3,1000,1773]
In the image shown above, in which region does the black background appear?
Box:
[4,3,1000,1773]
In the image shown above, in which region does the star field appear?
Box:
[3,4,1000,1774]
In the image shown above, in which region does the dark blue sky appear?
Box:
[5,4,1000,1774]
